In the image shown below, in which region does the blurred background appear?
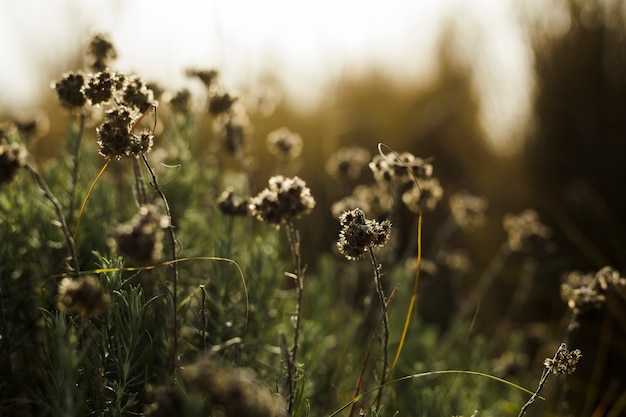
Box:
[2,0,626,415]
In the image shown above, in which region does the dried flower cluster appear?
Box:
[0,141,27,186]
[109,205,169,264]
[249,176,316,227]
[337,208,392,260]
[560,266,625,314]
[331,184,393,219]
[401,177,444,212]
[449,191,488,231]
[217,188,250,216]
[543,343,582,376]
[85,32,117,71]
[57,275,110,316]
[369,151,433,185]
[266,127,303,161]
[502,210,551,252]
[325,146,371,181]
[96,105,154,159]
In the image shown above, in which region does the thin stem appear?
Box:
[200,285,207,353]
[132,156,148,206]
[141,154,179,374]
[0,287,13,399]
[518,344,564,417]
[285,220,305,415]
[67,113,85,226]
[24,163,80,277]
[369,246,389,409]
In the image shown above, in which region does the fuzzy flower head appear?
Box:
[543,343,582,376]
[212,105,250,154]
[326,146,371,181]
[96,106,154,159]
[266,127,303,161]
[331,184,392,220]
[109,205,169,264]
[402,177,444,212]
[503,210,551,252]
[217,188,250,216]
[85,33,117,71]
[369,151,433,185]
[0,142,27,186]
[53,71,87,110]
[337,208,392,260]
[186,68,219,89]
[168,88,192,114]
[449,191,488,231]
[249,176,316,227]
[123,74,155,112]
[57,275,110,316]
[83,69,123,106]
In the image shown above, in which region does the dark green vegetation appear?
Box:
[1,2,626,416]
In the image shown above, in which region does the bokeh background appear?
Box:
[2,0,626,415]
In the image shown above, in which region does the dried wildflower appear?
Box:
[401,177,444,212]
[249,176,316,227]
[218,188,250,216]
[145,82,165,102]
[123,74,154,112]
[0,142,27,186]
[83,69,120,105]
[337,208,392,260]
[325,146,371,180]
[182,360,287,417]
[96,106,153,159]
[12,110,50,140]
[186,68,219,89]
[596,266,626,291]
[86,33,117,71]
[266,127,303,161]
[53,71,87,110]
[109,205,169,264]
[369,152,433,185]
[449,191,488,231]
[57,275,110,315]
[213,106,250,153]
[559,267,625,314]
[503,210,551,252]
[331,184,392,219]
[168,88,192,114]
[543,343,582,376]
[209,89,238,116]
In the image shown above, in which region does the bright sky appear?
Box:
[0,0,539,150]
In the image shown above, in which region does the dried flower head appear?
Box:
[218,188,250,216]
[209,89,238,116]
[0,142,27,186]
[266,127,303,161]
[337,208,392,260]
[213,106,251,153]
[85,33,117,71]
[543,343,582,376]
[369,152,433,185]
[331,184,392,220]
[83,69,122,105]
[168,88,192,114]
[249,176,316,227]
[123,74,154,112]
[402,177,444,212]
[596,266,626,291]
[109,205,169,264]
[326,146,371,180]
[53,71,87,110]
[57,275,110,315]
[182,360,287,417]
[186,68,219,89]
[503,210,551,252]
[560,266,625,314]
[447,191,488,231]
[96,106,154,159]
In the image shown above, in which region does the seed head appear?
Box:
[449,191,488,231]
[266,127,303,161]
[218,188,250,216]
[337,208,392,260]
[53,72,87,110]
[123,74,154,112]
[96,106,153,159]
[85,33,117,71]
[0,142,27,186]
[83,69,121,105]
[57,275,110,316]
[402,177,444,212]
[331,184,392,220]
[326,147,371,180]
[249,176,315,227]
[168,88,192,114]
[186,68,219,89]
[503,210,551,252]
[369,152,433,185]
[543,343,582,376]
[109,205,169,264]
[208,89,238,116]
